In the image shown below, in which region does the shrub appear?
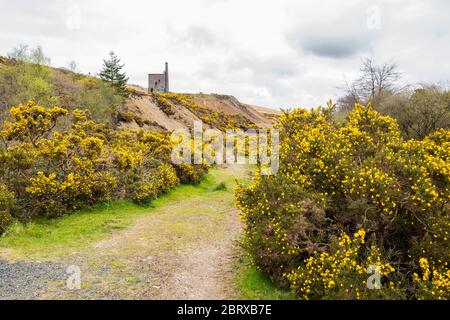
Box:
[7,108,118,217]
[379,86,450,139]
[0,56,57,112]
[0,183,15,232]
[115,111,152,128]
[0,101,208,220]
[0,210,13,233]
[74,76,123,122]
[2,100,68,146]
[162,93,258,131]
[153,93,175,116]
[131,164,179,202]
[214,182,227,191]
[173,164,209,185]
[413,257,450,300]
[235,104,450,299]
[286,229,402,300]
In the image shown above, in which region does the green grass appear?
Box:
[0,201,151,258]
[234,257,296,300]
[0,165,251,259]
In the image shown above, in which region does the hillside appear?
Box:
[0,56,279,132]
[124,85,280,132]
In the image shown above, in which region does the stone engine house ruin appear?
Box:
[148,62,169,93]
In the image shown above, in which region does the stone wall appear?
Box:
[148,73,166,93]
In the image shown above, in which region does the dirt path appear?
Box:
[152,209,242,300]
[0,166,249,300]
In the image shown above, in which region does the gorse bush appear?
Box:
[235,104,449,299]
[173,164,209,185]
[153,93,176,116]
[413,257,450,300]
[161,93,258,131]
[286,229,402,300]
[0,183,15,232]
[0,101,207,224]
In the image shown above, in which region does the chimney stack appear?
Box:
[165,62,169,93]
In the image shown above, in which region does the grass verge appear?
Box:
[234,255,296,300]
[0,201,152,259]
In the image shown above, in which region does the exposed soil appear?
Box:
[124,85,278,131]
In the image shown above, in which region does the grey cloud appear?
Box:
[0,1,139,46]
[286,2,378,59]
[195,55,300,107]
[292,34,372,59]
[167,25,222,49]
[228,55,300,78]
[0,0,65,38]
[184,26,216,47]
[0,0,449,109]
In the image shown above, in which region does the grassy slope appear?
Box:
[0,165,294,300]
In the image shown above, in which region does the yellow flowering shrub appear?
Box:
[131,163,179,202]
[286,229,401,300]
[153,93,175,116]
[0,183,15,232]
[413,258,450,300]
[109,130,182,202]
[0,101,208,222]
[235,104,449,299]
[2,100,68,146]
[173,164,209,185]
[0,210,13,233]
[160,93,258,131]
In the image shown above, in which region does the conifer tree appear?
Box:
[99,51,129,96]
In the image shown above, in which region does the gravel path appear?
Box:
[0,260,66,300]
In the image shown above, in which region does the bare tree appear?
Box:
[357,58,400,101]
[7,44,51,66]
[29,45,51,65]
[8,44,29,61]
[68,60,78,72]
[339,58,401,109]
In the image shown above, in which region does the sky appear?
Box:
[0,0,449,109]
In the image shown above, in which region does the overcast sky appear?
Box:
[0,0,448,109]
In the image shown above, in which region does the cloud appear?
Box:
[228,55,300,78]
[184,26,217,47]
[286,3,377,59]
[0,0,448,109]
[290,33,373,59]
[166,24,220,49]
